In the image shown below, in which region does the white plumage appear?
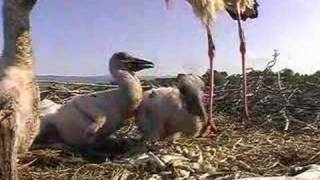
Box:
[166,0,258,26]
[185,0,225,26]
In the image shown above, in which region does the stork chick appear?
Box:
[136,74,208,141]
[39,99,62,117]
[36,52,154,149]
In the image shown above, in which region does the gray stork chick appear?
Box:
[136,74,208,141]
[36,52,154,149]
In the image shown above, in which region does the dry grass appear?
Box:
[18,80,320,180]
[18,118,320,179]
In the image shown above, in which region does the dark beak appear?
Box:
[128,57,155,72]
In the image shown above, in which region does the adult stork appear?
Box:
[165,0,259,135]
[0,0,40,179]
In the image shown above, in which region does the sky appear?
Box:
[0,0,320,76]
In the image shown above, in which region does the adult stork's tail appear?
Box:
[225,0,259,21]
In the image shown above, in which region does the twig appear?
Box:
[147,152,166,170]
[277,72,282,90]
[308,151,320,161]
[289,116,317,130]
[18,159,38,169]
[232,138,243,150]
[280,109,289,131]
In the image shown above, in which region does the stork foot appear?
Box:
[201,119,217,138]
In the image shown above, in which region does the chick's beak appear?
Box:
[128,57,155,72]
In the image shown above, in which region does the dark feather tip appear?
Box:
[226,0,259,21]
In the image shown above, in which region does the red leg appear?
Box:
[236,3,249,119]
[202,26,217,137]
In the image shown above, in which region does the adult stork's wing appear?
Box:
[225,0,259,21]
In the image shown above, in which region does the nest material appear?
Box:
[19,115,320,180]
[15,73,320,179]
[211,69,320,131]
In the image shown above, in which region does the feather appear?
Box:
[165,0,259,23]
[165,0,224,26]
[185,0,225,26]
[224,0,259,21]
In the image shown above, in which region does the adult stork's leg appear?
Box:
[203,25,217,136]
[236,3,249,119]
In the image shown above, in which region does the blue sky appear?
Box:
[1,0,320,76]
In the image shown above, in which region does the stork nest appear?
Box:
[18,70,320,180]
